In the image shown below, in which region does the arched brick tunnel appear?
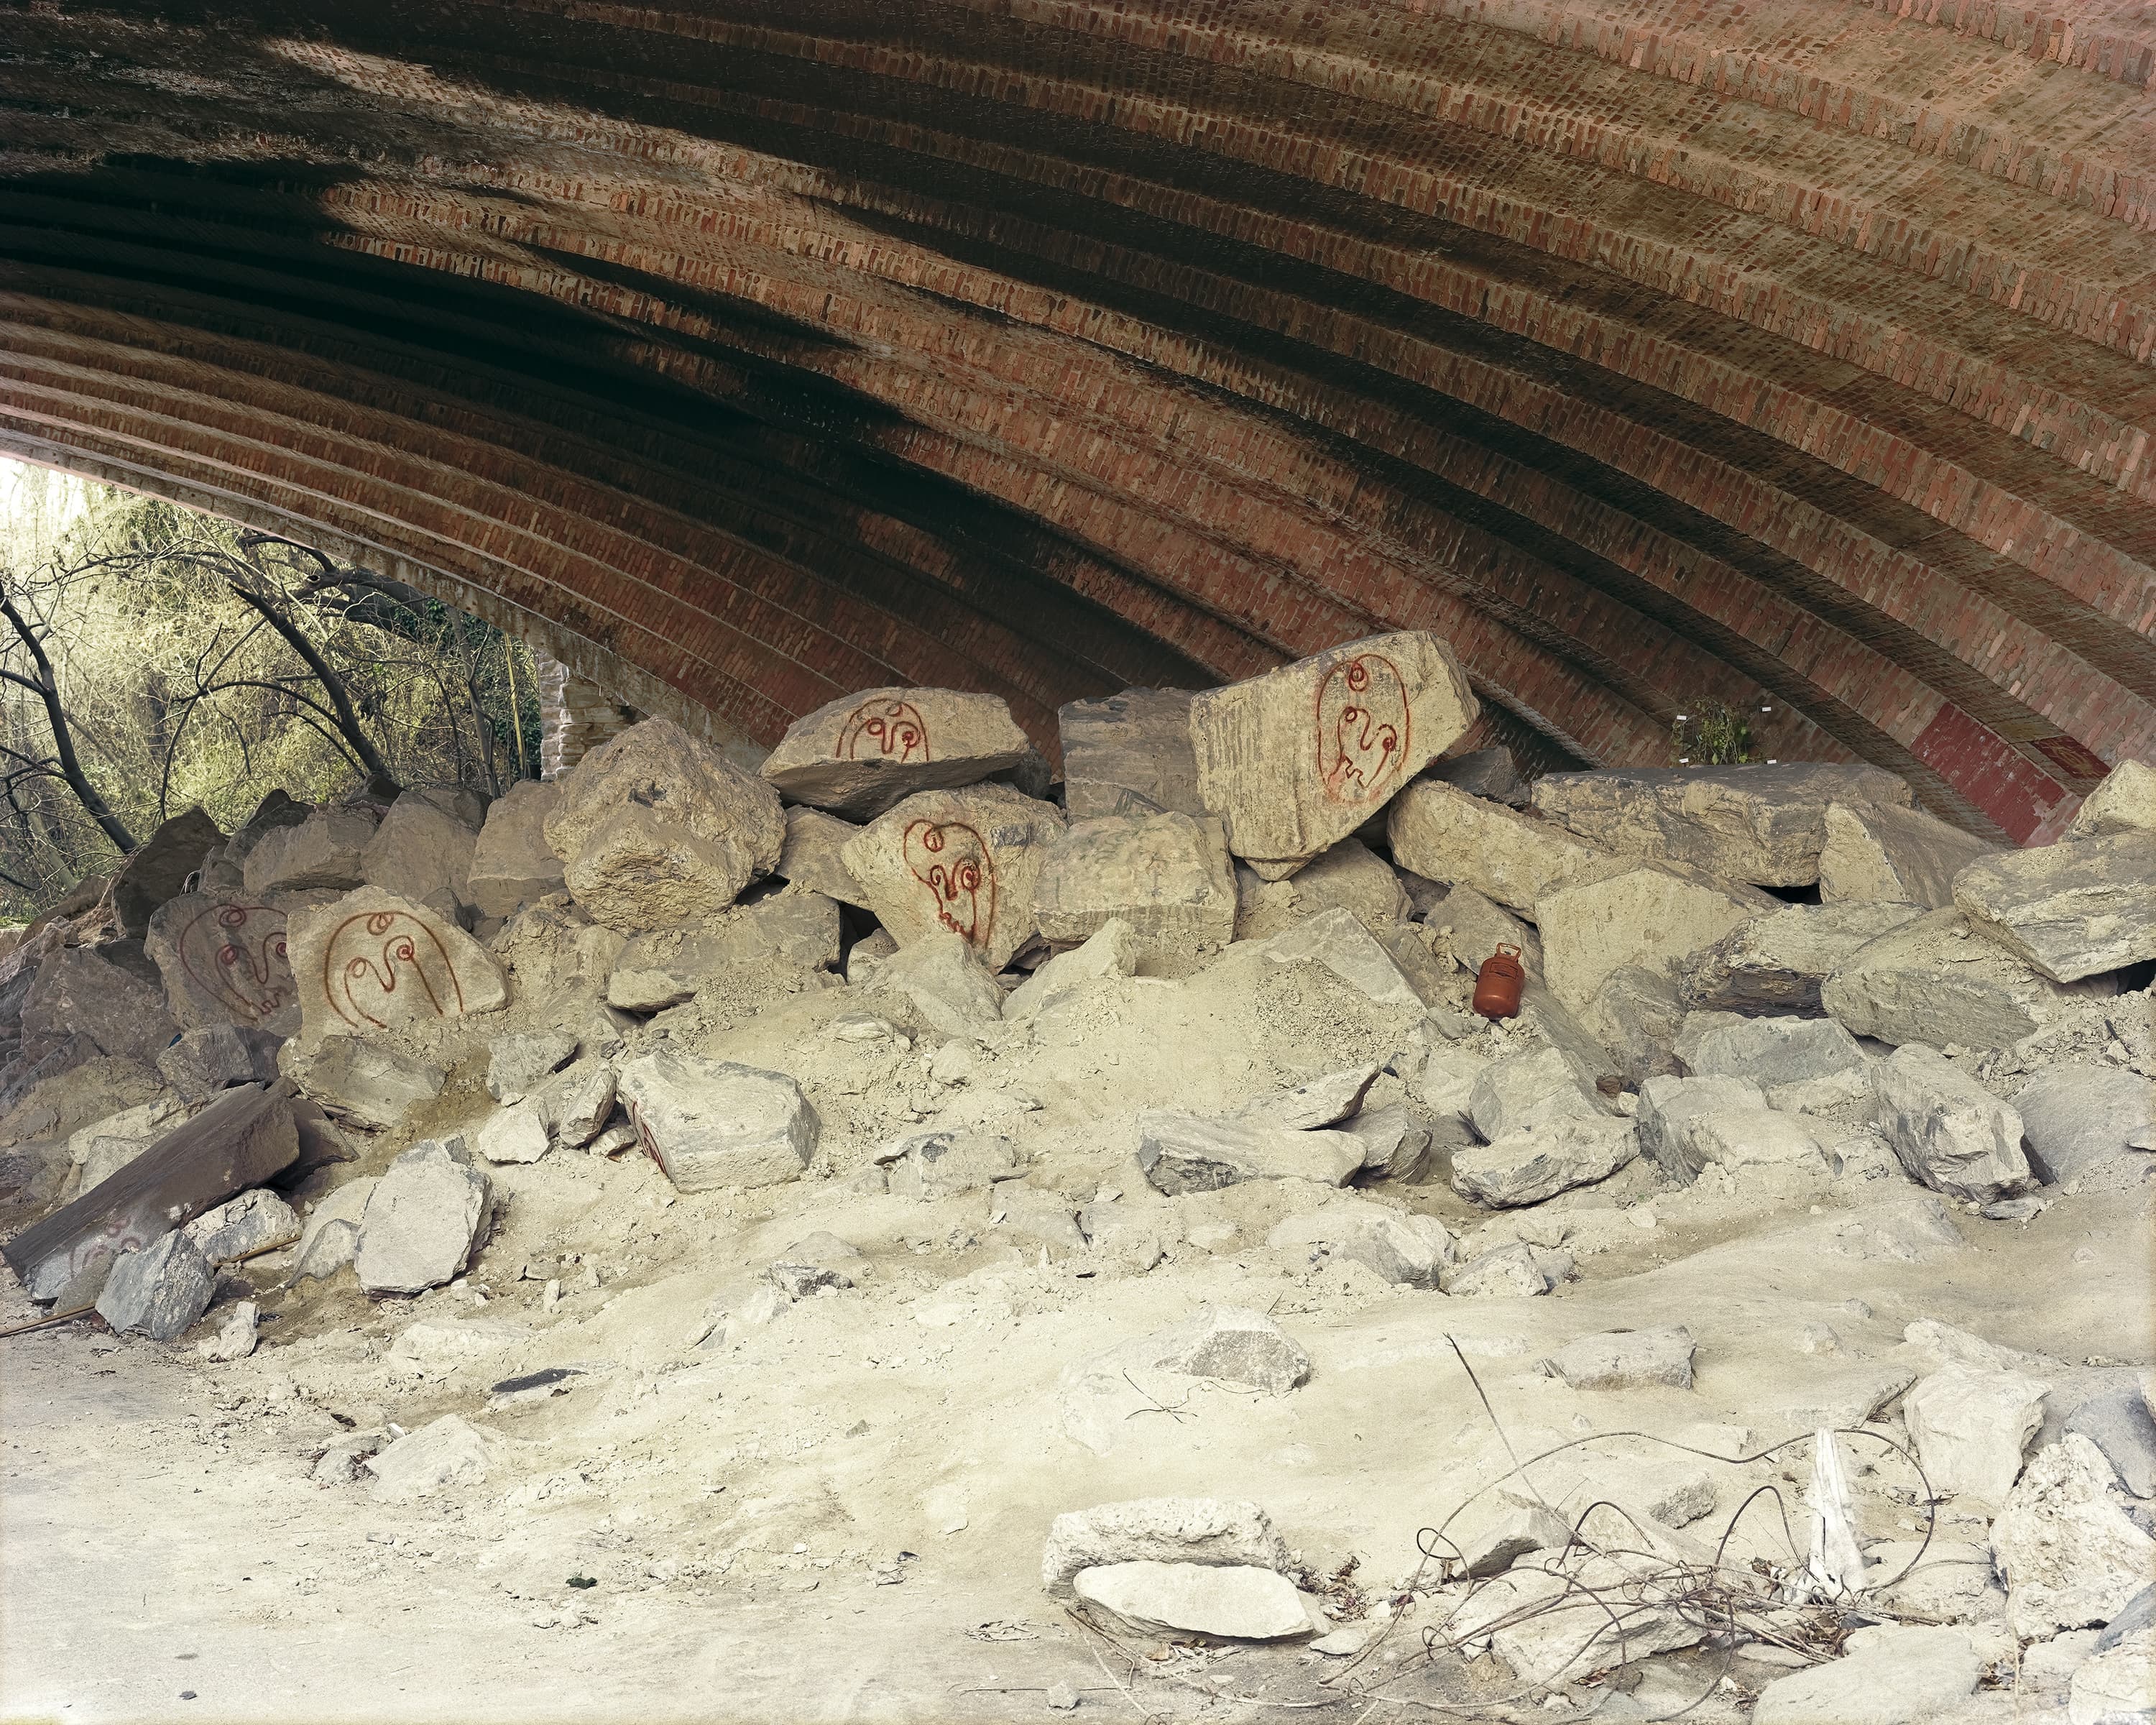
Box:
[3,1,2151,842]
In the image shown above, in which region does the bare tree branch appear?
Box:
[0,586,137,853]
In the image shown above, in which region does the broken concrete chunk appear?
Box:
[241,807,377,896]
[2014,1067,2155,1187]
[1904,1368,2049,1506]
[1531,763,1912,888]
[182,1189,300,1264]
[464,779,566,920]
[775,805,868,906]
[1388,778,1608,916]
[1074,1562,1310,1641]
[544,716,786,932]
[1680,899,1923,1018]
[1821,908,2109,1049]
[1031,812,1235,960]
[286,886,508,1043]
[841,782,1065,970]
[1135,1112,1363,1194]
[1233,838,1408,943]
[93,1231,216,1341]
[761,686,1031,820]
[1536,857,1777,1013]
[1041,1498,1290,1598]
[1242,906,1425,1009]
[157,1023,282,1100]
[1991,1435,2156,1639]
[354,1139,491,1296]
[1059,688,1205,821]
[1546,1325,1695,1390]
[1003,919,1141,1023]
[487,1030,579,1103]
[1192,630,1477,878]
[365,1414,497,1501]
[616,1052,818,1193]
[879,1131,1021,1200]
[2065,758,2156,841]
[1953,833,2156,984]
[1818,801,1999,910]
[1871,1044,2031,1203]
[1450,1117,1638,1208]
[1468,1046,1606,1141]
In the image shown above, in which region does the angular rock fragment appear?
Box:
[195,1300,259,1362]
[544,716,786,931]
[1388,778,1608,916]
[986,1181,1084,1253]
[1243,906,1426,1009]
[111,806,224,937]
[1031,811,1235,960]
[1953,833,2156,983]
[1991,1435,2156,1638]
[1060,1307,1311,1453]
[534,1059,617,1149]
[241,807,377,896]
[1871,1044,2030,1202]
[1581,965,1685,1085]
[354,1139,491,1296]
[1680,1013,1867,1091]
[182,1189,301,1264]
[1451,1117,1638,1208]
[1341,1103,1432,1182]
[1751,1625,1979,1725]
[1536,857,1776,1013]
[1232,838,1408,943]
[1003,919,1140,1022]
[2071,1626,2155,1725]
[1531,763,1912,888]
[474,1101,551,1165]
[94,1231,216,1340]
[775,806,868,906]
[761,686,1031,819]
[1041,1498,1291,1597]
[1818,800,1998,909]
[1681,900,1923,1018]
[1450,1505,1572,1580]
[1444,1241,1548,1297]
[841,782,1064,969]
[1468,1046,1606,1141]
[1136,1112,1363,1193]
[2014,1067,2156,1187]
[1428,744,1527,808]
[1675,1108,1833,1176]
[288,1035,446,1130]
[617,1052,818,1192]
[287,887,508,1043]
[156,1023,282,1100]
[2065,758,2156,841]
[366,1414,497,1501]
[877,1131,1021,1200]
[1546,1325,1695,1390]
[1192,630,1476,878]
[19,943,179,1067]
[1821,908,2110,1049]
[486,1030,579,1103]
[607,890,843,1010]
[1448,1555,1702,1681]
[1426,883,1539,979]
[1059,688,1204,820]
[1265,1199,1450,1286]
[1903,1368,2048,1506]
[1239,1064,1381,1131]
[1074,1563,1310,1641]
[464,779,566,920]
[2064,1386,2156,1499]
[360,791,480,916]
[869,926,1006,1036]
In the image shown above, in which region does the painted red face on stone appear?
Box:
[322,909,464,1031]
[839,698,930,763]
[177,901,292,1024]
[1317,653,1411,803]
[903,819,995,947]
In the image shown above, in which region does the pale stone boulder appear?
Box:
[464,780,566,919]
[1240,906,1427,1009]
[605,891,842,1010]
[615,1052,818,1193]
[365,1414,497,1501]
[360,792,480,915]
[877,1131,1021,1200]
[1031,812,1235,960]
[1232,837,1407,942]
[1531,763,1912,888]
[1192,630,1477,878]
[1903,1368,2048,1506]
[1427,883,1540,978]
[2014,1067,2156,1185]
[354,1139,491,1296]
[474,1101,550,1165]
[1634,1074,1769,1182]
[1265,1198,1450,1287]
[486,1030,579,1103]
[867,926,1006,1036]
[1818,801,1998,909]
[544,717,785,931]
[1443,1241,1549,1297]
[287,1035,445,1131]
[1871,1044,2030,1202]
[760,686,1030,819]
[1451,1117,1638,1207]
[1136,1112,1363,1193]
[775,806,868,907]
[1581,965,1685,1085]
[1240,1064,1381,1131]
[1680,900,1922,1017]
[286,887,508,1044]
[1751,1624,1978,1725]
[1059,688,1205,820]
[1468,1046,1606,1141]
[1991,1435,2156,1638]
[2070,1627,2155,1725]
[1003,920,1141,1022]
[2065,758,2156,840]
[841,783,1064,969]
[1074,1563,1310,1641]
[1953,833,2156,983]
[182,1189,301,1264]
[1680,1013,1866,1090]
[241,807,377,896]
[1821,908,2110,1048]
[94,1232,216,1342]
[1535,858,1776,1013]
[1679,1108,1833,1174]
[1041,1499,1290,1598]
[1388,778,1608,916]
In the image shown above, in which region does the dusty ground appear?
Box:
[4,953,2151,1724]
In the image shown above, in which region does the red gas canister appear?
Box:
[1472,943,1526,1021]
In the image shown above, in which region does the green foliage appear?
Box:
[1671,699,1753,766]
[0,465,541,921]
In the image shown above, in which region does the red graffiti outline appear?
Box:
[1316,652,1411,803]
[175,901,292,1025]
[322,910,465,1030]
[838,698,930,763]
[903,819,996,947]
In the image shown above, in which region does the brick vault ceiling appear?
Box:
[1,1,2151,840]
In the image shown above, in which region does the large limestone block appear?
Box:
[1871,1043,2030,1202]
[1031,812,1235,959]
[606,891,842,1010]
[354,1139,490,1296]
[1468,1046,1606,1140]
[1751,1626,1978,1725]
[760,686,1030,819]
[1818,801,1999,909]
[775,806,868,907]
[1059,688,1206,820]
[1991,1435,2156,1638]
[544,716,785,931]
[1429,744,1528,807]
[1191,630,1477,878]
[360,791,480,914]
[1680,1013,1866,1090]
[2014,1067,2156,1186]
[93,1231,216,1342]
[464,780,566,919]
[2065,758,2156,840]
[1904,1368,2048,1508]
[1232,837,1407,943]
[1635,1075,1768,1182]
[1388,779,1608,916]
[1680,900,1922,1017]
[840,783,1066,969]
[1531,763,1913,888]
[1135,1113,1363,1193]
[1450,1116,1638,1208]
[1953,833,2156,983]
[615,1051,819,1192]
[241,807,377,896]
[287,888,508,1043]
[1820,908,2110,1048]
[19,944,178,1066]
[1535,859,1776,1012]
[288,1035,445,1131]
[1580,965,1685,1085]
[111,806,224,937]
[147,893,297,1032]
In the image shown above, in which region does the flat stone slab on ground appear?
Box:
[606,891,842,1010]
[1468,1046,1606,1141]
[760,686,1032,819]
[1751,1624,1980,1725]
[1545,1325,1695,1389]
[289,1034,446,1131]
[1240,905,1427,1009]
[1451,1117,1639,1208]
[1136,1111,1363,1193]
[1953,832,2156,983]
[1680,1013,1867,1090]
[1074,1562,1310,1641]
[1192,629,1476,878]
[842,782,1065,970]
